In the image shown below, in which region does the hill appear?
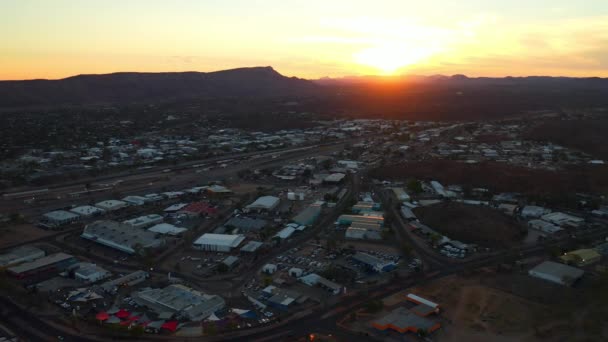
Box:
[0,67,319,108]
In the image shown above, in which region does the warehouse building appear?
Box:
[99,270,149,293]
[0,246,45,268]
[528,219,563,234]
[337,214,384,226]
[81,220,165,254]
[391,188,411,201]
[240,241,264,253]
[95,200,128,212]
[521,206,551,218]
[69,205,105,218]
[246,196,280,211]
[134,284,225,321]
[528,261,584,286]
[148,223,188,236]
[299,273,341,295]
[275,226,296,240]
[323,173,346,184]
[41,210,80,227]
[351,201,382,214]
[179,202,218,217]
[73,262,110,283]
[122,195,148,206]
[351,252,396,273]
[123,214,164,229]
[192,233,245,252]
[372,307,440,334]
[7,252,77,279]
[541,212,584,228]
[164,203,188,213]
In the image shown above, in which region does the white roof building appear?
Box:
[0,246,46,267]
[164,203,188,213]
[134,284,225,321]
[521,206,551,218]
[123,214,164,229]
[193,233,246,252]
[122,196,148,206]
[81,220,165,254]
[95,200,128,211]
[275,226,296,239]
[70,205,105,217]
[324,173,346,183]
[73,262,110,283]
[529,219,563,234]
[246,196,280,211]
[528,261,584,286]
[148,223,188,236]
[42,210,80,225]
[541,212,584,227]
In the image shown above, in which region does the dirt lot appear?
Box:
[370,160,608,196]
[414,202,526,248]
[406,272,608,342]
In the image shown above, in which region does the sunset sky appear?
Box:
[1,0,608,80]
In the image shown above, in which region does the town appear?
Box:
[2,107,608,341]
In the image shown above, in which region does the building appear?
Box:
[73,262,110,283]
[391,188,411,201]
[528,219,563,234]
[41,210,80,226]
[81,220,165,254]
[528,261,584,286]
[95,200,128,212]
[430,181,447,197]
[179,202,218,217]
[134,284,225,321]
[164,203,189,213]
[148,223,188,236]
[69,205,105,218]
[122,195,148,206]
[206,185,232,196]
[225,217,268,232]
[0,246,45,268]
[7,253,77,279]
[288,267,303,277]
[351,252,396,273]
[262,264,277,274]
[372,307,441,334]
[323,173,346,184]
[521,206,551,218]
[541,212,584,228]
[240,241,264,253]
[560,249,601,266]
[351,201,381,214]
[221,255,240,269]
[298,273,341,295]
[275,226,296,240]
[192,233,245,252]
[99,270,149,293]
[292,205,322,226]
[337,214,384,226]
[400,206,417,220]
[246,196,280,211]
[123,214,164,229]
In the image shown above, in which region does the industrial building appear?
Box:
[246,196,280,211]
[81,220,165,254]
[337,214,384,226]
[123,214,164,229]
[164,203,189,213]
[528,261,584,286]
[0,246,45,268]
[148,223,188,236]
[372,307,440,334]
[73,262,110,283]
[275,226,296,240]
[121,195,148,206]
[134,284,225,321]
[351,252,396,273]
[323,173,346,184]
[192,233,245,252]
[69,205,105,218]
[528,219,563,234]
[351,201,382,214]
[7,252,77,279]
[99,270,149,293]
[541,212,584,227]
[391,188,411,201]
[95,200,128,211]
[41,210,80,226]
[240,241,264,253]
[179,202,218,217]
[521,206,551,218]
[299,273,341,295]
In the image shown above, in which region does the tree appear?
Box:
[407,179,423,194]
[216,263,229,273]
[263,276,273,286]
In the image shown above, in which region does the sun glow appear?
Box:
[354,44,441,74]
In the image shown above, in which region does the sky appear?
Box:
[1,0,608,80]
